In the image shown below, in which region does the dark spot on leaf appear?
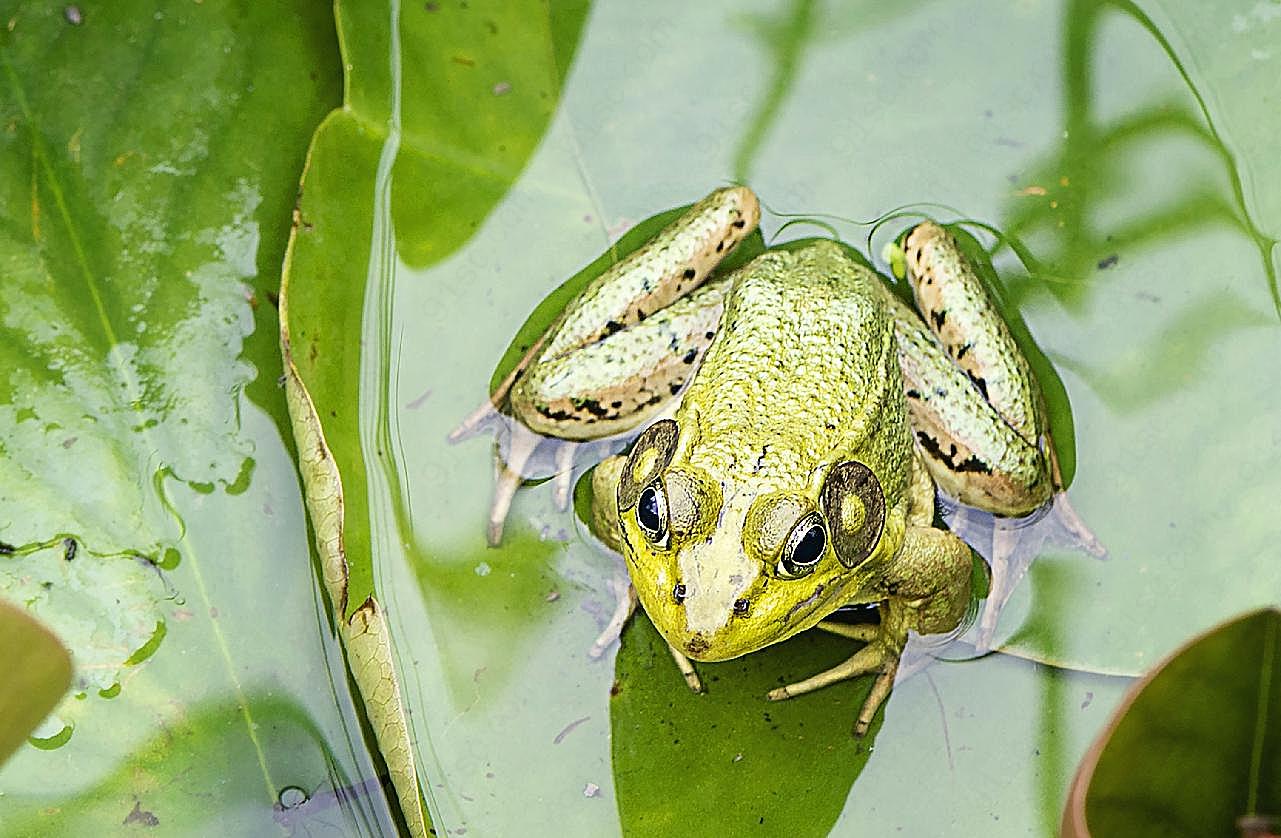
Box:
[0,541,14,555]
[1097,254,1119,270]
[63,538,77,561]
[123,801,159,828]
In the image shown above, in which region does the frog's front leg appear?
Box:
[767,523,974,736]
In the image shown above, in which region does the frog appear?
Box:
[452,185,1095,735]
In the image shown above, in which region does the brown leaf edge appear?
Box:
[1061,607,1280,837]
[278,123,432,838]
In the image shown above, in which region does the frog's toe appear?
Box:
[448,398,503,444]
[854,662,897,737]
[552,442,577,511]
[485,422,541,546]
[1048,491,1107,558]
[589,575,637,659]
[667,642,704,693]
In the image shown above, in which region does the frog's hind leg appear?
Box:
[895,222,1104,648]
[451,186,760,545]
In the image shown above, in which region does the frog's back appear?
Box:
[679,241,910,491]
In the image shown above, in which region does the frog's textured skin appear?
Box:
[472,186,1066,735]
[616,243,921,661]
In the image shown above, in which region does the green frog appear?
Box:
[453,186,1092,735]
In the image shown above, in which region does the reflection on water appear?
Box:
[999,0,1278,318]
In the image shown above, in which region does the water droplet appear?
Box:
[278,786,308,810]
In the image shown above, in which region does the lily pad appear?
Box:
[1063,608,1281,838]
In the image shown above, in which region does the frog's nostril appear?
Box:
[733,598,750,616]
[672,583,687,605]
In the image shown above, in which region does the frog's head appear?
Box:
[616,419,905,662]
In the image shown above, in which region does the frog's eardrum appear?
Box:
[821,460,886,568]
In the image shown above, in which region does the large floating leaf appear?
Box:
[1063,608,1281,838]
[0,2,392,833]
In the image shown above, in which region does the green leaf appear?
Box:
[0,599,72,765]
[279,0,592,832]
[1064,609,1281,838]
[612,618,877,837]
[0,1,392,831]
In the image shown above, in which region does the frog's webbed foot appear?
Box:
[968,490,1107,653]
[451,400,590,546]
[767,624,896,737]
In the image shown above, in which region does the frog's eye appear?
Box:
[636,482,670,545]
[778,512,826,578]
[821,460,886,568]
[618,419,679,512]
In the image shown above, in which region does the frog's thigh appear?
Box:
[511,280,727,441]
[893,309,1051,516]
[882,525,975,638]
[903,222,1044,446]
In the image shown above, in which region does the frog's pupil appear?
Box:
[791,525,826,567]
[638,485,663,537]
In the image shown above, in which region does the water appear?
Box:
[4,0,1277,834]
[380,0,1280,834]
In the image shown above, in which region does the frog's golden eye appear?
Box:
[821,460,886,568]
[636,482,670,546]
[618,419,679,512]
[778,511,826,579]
